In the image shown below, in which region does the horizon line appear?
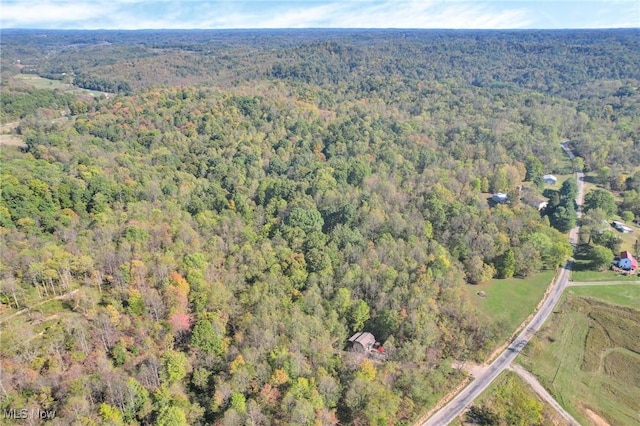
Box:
[3,27,639,31]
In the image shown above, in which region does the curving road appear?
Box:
[422,144,584,425]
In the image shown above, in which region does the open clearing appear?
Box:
[566,284,640,308]
[570,266,639,283]
[463,271,554,342]
[519,294,640,425]
[0,121,25,148]
[10,74,107,97]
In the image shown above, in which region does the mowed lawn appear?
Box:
[463,271,555,341]
[567,284,640,308]
[519,295,640,426]
[570,266,640,282]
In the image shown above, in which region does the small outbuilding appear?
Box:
[347,332,376,354]
[543,174,558,185]
[491,193,508,204]
[612,221,634,233]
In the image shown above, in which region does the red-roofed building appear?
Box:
[619,251,637,271]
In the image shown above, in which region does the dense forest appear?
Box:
[1,29,639,425]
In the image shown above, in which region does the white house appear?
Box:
[618,251,638,270]
[543,174,557,185]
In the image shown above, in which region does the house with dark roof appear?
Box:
[491,193,508,204]
[347,332,376,354]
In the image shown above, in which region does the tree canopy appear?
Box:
[1,28,637,425]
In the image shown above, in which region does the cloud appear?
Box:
[0,0,637,29]
[1,1,108,27]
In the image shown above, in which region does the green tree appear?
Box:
[464,255,495,284]
[592,230,621,253]
[588,244,614,270]
[230,392,247,414]
[156,406,187,426]
[349,300,370,332]
[286,207,324,233]
[597,166,612,187]
[559,178,578,205]
[621,210,634,223]
[573,156,584,172]
[583,189,617,217]
[524,155,543,181]
[162,350,189,385]
[495,249,516,278]
[191,319,224,355]
[100,403,124,425]
[551,204,576,232]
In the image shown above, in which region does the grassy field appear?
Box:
[570,265,640,282]
[566,284,640,308]
[463,270,554,341]
[519,294,640,426]
[11,74,106,97]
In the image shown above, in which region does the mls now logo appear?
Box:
[3,408,56,420]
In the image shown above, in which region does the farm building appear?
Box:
[618,251,637,271]
[543,174,557,185]
[347,332,376,354]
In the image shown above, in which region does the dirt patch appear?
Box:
[452,360,487,378]
[585,408,610,426]
[0,121,19,133]
[0,134,26,148]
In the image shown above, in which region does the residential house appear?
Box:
[618,251,638,271]
[519,187,547,211]
[347,332,376,354]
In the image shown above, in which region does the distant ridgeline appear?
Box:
[2,29,639,93]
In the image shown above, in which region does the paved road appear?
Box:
[423,263,573,425]
[422,145,585,425]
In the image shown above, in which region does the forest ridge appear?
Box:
[0,29,639,425]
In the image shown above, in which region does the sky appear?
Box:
[1,1,638,30]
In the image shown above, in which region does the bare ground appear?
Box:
[0,121,25,148]
[585,408,610,426]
